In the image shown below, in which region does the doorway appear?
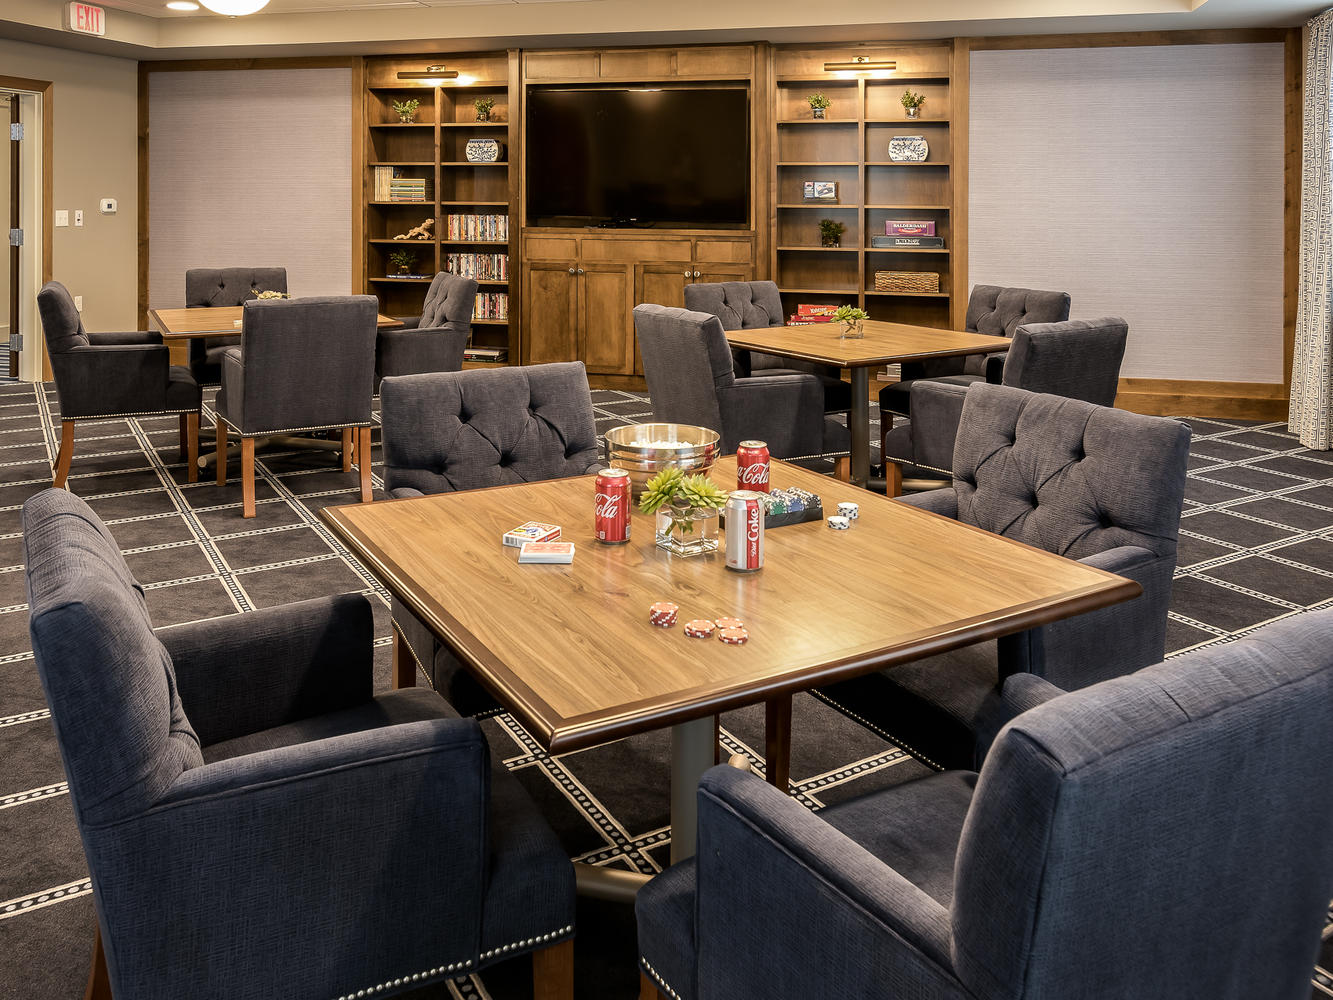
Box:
[2,91,15,378]
[0,76,50,383]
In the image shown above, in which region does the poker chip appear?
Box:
[827,515,850,530]
[683,619,716,638]
[718,627,749,645]
[836,502,859,520]
[714,616,745,630]
[649,601,679,628]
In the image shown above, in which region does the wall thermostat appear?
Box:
[99,198,117,215]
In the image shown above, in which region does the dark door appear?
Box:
[7,94,18,378]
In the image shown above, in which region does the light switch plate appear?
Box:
[73,296,83,312]
[74,210,84,227]
[54,210,68,227]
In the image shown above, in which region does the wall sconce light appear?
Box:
[396,65,461,81]
[822,56,897,73]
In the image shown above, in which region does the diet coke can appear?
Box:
[594,468,632,544]
[736,440,771,493]
[725,490,765,572]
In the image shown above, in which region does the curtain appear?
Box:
[1292,9,1333,449]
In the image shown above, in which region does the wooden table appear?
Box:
[724,320,1011,488]
[323,456,1138,881]
[148,305,403,339]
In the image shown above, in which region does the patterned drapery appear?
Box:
[1292,9,1333,449]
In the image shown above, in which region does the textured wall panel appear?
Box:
[148,69,352,309]
[969,45,1284,383]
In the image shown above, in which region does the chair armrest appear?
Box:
[897,488,959,519]
[400,315,422,330]
[717,374,824,457]
[984,351,1008,384]
[52,343,171,418]
[389,486,426,499]
[695,766,962,1000]
[908,381,969,473]
[158,593,374,747]
[88,330,163,347]
[99,718,491,999]
[376,324,468,377]
[974,672,1066,760]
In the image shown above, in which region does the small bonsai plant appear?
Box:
[474,96,495,122]
[391,97,421,123]
[831,304,868,338]
[388,249,417,275]
[807,91,831,119]
[901,88,926,118]
[819,218,846,248]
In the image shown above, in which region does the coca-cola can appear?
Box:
[594,468,632,544]
[725,490,765,572]
[736,440,771,493]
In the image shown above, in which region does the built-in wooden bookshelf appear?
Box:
[362,52,520,365]
[770,42,966,331]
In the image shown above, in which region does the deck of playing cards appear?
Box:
[502,521,561,547]
[518,541,575,564]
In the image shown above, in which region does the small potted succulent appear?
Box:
[388,249,417,276]
[474,96,495,122]
[901,89,926,119]
[819,218,846,248]
[807,91,831,120]
[831,304,868,339]
[250,289,288,300]
[640,467,728,557]
[391,98,421,124]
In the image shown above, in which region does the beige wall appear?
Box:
[0,36,138,333]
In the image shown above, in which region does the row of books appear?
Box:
[445,253,508,280]
[463,346,508,363]
[373,167,429,202]
[473,292,509,321]
[445,214,509,241]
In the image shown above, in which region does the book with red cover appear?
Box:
[886,220,936,236]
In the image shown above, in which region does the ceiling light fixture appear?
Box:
[397,65,460,81]
[822,56,897,73]
[165,1,200,9]
[198,0,270,13]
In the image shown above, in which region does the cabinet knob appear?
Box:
[577,268,585,275]
[568,267,576,275]
[694,270,701,278]
[683,270,692,278]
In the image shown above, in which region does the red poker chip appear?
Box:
[718,627,749,645]
[683,619,716,638]
[714,616,745,630]
[649,601,679,618]
[651,616,677,629]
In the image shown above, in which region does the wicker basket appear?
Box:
[874,270,940,293]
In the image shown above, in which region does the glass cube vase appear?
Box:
[655,509,720,557]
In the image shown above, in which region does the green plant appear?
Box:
[901,88,926,110]
[251,289,288,300]
[807,91,831,110]
[639,468,728,535]
[388,249,417,274]
[474,96,495,118]
[391,98,421,121]
[831,305,868,323]
[819,218,846,246]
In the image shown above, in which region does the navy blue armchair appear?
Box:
[24,488,575,1000]
[639,608,1333,1000]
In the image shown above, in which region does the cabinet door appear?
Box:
[579,262,635,375]
[693,263,755,285]
[637,263,691,310]
[523,261,580,366]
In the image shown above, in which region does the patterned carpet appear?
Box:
[0,378,1330,999]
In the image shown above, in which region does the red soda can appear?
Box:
[736,440,771,493]
[725,490,765,572]
[594,468,632,544]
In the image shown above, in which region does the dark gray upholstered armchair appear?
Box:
[23,488,575,1000]
[683,280,852,413]
[183,266,287,386]
[636,608,1333,1000]
[879,284,1071,421]
[822,384,1190,771]
[37,280,201,487]
[215,295,378,518]
[376,270,478,385]
[634,304,849,458]
[883,317,1128,495]
[379,362,602,696]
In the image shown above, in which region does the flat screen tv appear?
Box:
[525,86,750,229]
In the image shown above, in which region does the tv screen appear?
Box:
[525,86,750,228]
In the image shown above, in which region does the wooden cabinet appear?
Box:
[581,264,635,374]
[523,262,579,365]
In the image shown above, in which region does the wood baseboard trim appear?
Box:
[1115,378,1288,421]
[587,374,649,391]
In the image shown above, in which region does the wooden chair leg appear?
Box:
[887,461,903,498]
[241,437,256,518]
[765,693,792,792]
[532,938,574,1000]
[215,417,228,487]
[85,925,112,1000]
[357,426,373,503]
[638,970,664,1000]
[178,413,188,461]
[185,413,199,484]
[53,420,74,489]
[341,427,353,474]
[833,456,850,482]
[391,621,416,690]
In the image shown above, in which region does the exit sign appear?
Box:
[64,2,105,36]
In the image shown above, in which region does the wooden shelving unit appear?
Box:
[769,41,965,331]
[362,52,520,364]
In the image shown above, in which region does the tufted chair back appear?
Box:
[683,280,785,331]
[1001,317,1127,406]
[960,284,1071,376]
[419,272,478,329]
[952,384,1189,562]
[380,362,601,495]
[184,267,288,308]
[24,489,202,828]
[37,281,90,355]
[633,304,736,437]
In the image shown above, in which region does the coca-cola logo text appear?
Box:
[738,462,770,485]
[594,492,622,519]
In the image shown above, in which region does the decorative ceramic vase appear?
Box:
[888,135,929,162]
[655,505,720,557]
[840,318,865,339]
[465,138,502,163]
[905,105,921,120]
[812,106,826,119]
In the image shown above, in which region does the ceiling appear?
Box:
[0,0,1323,62]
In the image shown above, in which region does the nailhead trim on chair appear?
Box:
[331,925,572,1000]
[883,454,952,478]
[63,408,199,421]
[640,957,684,1000]
[215,417,375,437]
[810,689,946,772]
